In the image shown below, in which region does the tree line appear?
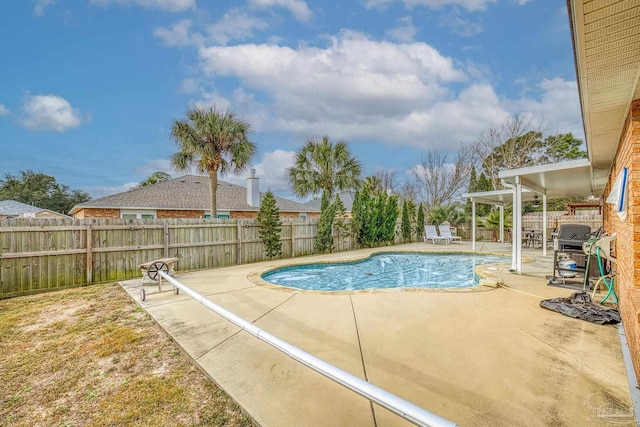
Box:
[0,170,90,215]
[2,106,586,253]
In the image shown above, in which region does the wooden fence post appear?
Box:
[236,221,242,265]
[86,224,93,284]
[291,220,295,258]
[163,222,169,257]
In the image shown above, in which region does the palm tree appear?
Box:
[427,202,469,227]
[288,136,362,201]
[478,209,512,242]
[138,171,171,187]
[171,107,256,218]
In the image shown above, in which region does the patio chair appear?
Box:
[424,225,449,244]
[438,224,462,243]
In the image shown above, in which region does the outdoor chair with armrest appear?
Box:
[438,224,462,243]
[424,225,449,244]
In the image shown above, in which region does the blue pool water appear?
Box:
[261,252,509,291]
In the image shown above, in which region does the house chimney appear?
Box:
[247,168,260,207]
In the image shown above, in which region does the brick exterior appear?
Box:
[604,99,640,380]
[230,211,320,219]
[230,211,257,219]
[75,208,319,220]
[73,208,120,219]
[34,211,69,219]
[157,209,204,219]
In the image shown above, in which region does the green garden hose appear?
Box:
[594,247,617,304]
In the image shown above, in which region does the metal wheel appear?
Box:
[173,286,179,295]
[140,288,146,301]
[147,261,169,281]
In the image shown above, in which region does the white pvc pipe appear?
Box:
[156,270,457,427]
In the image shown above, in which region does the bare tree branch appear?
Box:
[411,144,475,207]
[472,113,546,189]
[374,169,398,193]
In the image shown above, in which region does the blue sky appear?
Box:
[0,0,582,202]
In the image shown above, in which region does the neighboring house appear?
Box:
[69,172,319,220]
[0,199,71,220]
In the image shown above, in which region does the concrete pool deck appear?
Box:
[120,242,637,426]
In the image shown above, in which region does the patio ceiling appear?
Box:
[498,158,604,199]
[464,159,600,205]
[462,188,536,205]
[569,0,640,171]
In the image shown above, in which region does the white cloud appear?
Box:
[153,19,196,47]
[198,31,466,102]
[20,94,87,132]
[179,31,581,154]
[90,0,195,12]
[403,0,496,11]
[364,0,497,12]
[386,16,418,42]
[439,10,484,36]
[511,78,584,140]
[190,89,233,111]
[196,31,475,148]
[221,149,296,194]
[361,0,395,10]
[154,10,269,47]
[0,104,9,116]
[180,78,200,94]
[34,0,55,16]
[205,9,270,45]
[135,159,174,176]
[249,0,312,21]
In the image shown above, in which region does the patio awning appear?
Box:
[463,188,535,205]
[464,159,603,274]
[498,159,607,198]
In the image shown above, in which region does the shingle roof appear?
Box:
[0,199,45,215]
[70,175,318,213]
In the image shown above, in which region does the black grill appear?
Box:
[556,224,592,251]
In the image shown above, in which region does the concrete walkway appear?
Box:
[120,243,636,426]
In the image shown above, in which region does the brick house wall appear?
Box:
[157,210,204,219]
[34,210,69,219]
[231,211,320,219]
[74,208,319,220]
[72,208,120,219]
[604,99,640,380]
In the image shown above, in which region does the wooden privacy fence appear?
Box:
[521,213,602,233]
[1,216,538,298]
[455,212,603,242]
[0,218,342,298]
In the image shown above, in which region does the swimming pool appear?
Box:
[261,252,509,291]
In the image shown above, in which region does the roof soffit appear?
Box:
[570,0,640,170]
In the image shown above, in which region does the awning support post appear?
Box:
[542,194,547,257]
[499,205,504,243]
[512,176,522,273]
[472,200,476,251]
